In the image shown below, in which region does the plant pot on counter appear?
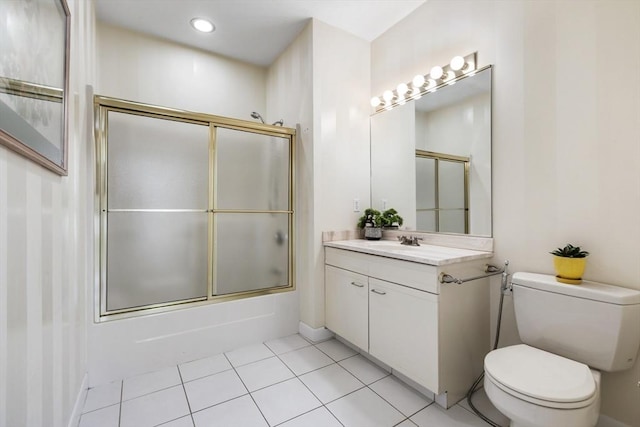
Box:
[364,226,382,240]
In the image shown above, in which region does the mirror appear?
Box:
[370,66,492,236]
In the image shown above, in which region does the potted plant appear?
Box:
[357,208,383,240]
[550,243,589,284]
[380,208,404,229]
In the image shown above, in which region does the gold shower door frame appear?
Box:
[94,95,295,321]
[415,149,470,234]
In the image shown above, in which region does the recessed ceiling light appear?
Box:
[190,18,215,33]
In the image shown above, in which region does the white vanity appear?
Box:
[324,238,493,408]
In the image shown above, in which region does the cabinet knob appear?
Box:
[371,289,386,295]
[350,281,364,288]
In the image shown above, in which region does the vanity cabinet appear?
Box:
[368,277,439,391]
[325,245,491,408]
[325,265,368,350]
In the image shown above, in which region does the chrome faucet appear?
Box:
[398,235,423,246]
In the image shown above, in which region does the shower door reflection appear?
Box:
[415,150,469,234]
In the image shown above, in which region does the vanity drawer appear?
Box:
[325,247,369,275]
[325,247,439,294]
[369,256,438,294]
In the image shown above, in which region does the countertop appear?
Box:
[324,239,493,266]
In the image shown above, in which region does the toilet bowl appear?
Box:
[484,344,600,427]
[481,272,640,427]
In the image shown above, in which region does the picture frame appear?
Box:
[0,0,71,175]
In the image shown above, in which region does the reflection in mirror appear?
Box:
[371,66,492,236]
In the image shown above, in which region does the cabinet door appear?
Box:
[325,265,369,351]
[369,278,439,392]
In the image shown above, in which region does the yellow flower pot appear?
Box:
[553,256,587,284]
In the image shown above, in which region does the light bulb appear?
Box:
[430,66,444,80]
[426,78,436,88]
[412,74,425,88]
[190,18,215,33]
[397,94,405,105]
[450,56,465,71]
[444,71,456,81]
[383,90,394,102]
[370,96,381,107]
[396,83,409,96]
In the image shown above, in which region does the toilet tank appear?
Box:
[511,272,640,372]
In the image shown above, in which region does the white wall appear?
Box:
[267,20,370,331]
[372,1,640,425]
[90,23,298,386]
[313,20,372,330]
[0,0,95,425]
[267,22,316,331]
[96,23,267,118]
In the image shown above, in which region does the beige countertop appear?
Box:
[324,239,493,266]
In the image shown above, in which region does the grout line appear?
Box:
[223,351,271,427]
[176,365,196,426]
[118,380,123,427]
[96,335,493,427]
[367,377,431,419]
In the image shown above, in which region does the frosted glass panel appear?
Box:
[108,112,209,209]
[214,213,289,295]
[107,212,208,311]
[416,157,436,209]
[440,210,465,234]
[438,161,465,209]
[416,211,436,231]
[216,128,289,211]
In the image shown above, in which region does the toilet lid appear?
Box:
[485,344,596,404]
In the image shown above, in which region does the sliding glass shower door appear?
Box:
[95,96,295,319]
[106,112,210,311]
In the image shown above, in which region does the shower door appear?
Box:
[95,96,295,319]
[415,150,469,234]
[105,112,210,312]
[213,127,291,296]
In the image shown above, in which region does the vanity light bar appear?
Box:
[370,52,477,112]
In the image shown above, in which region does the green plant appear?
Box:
[357,208,404,229]
[550,243,589,258]
[357,208,383,228]
[380,208,403,228]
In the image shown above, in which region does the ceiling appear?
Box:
[95,0,426,67]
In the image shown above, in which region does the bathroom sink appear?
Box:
[324,239,493,266]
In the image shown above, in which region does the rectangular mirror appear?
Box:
[371,66,492,236]
[0,0,70,175]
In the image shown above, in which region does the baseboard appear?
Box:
[67,372,88,427]
[298,321,334,343]
[597,414,631,427]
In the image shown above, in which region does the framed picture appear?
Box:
[0,0,70,175]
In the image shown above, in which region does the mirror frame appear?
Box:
[370,65,493,237]
[0,0,71,175]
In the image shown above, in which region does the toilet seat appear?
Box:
[485,344,597,409]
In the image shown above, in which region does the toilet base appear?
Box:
[484,373,600,427]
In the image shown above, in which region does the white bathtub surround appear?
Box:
[88,291,299,387]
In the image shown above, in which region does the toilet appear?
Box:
[483,272,640,427]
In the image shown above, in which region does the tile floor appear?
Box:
[78,334,510,427]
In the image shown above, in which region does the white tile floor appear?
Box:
[78,334,510,427]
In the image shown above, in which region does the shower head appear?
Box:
[272,119,283,126]
[250,112,265,123]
